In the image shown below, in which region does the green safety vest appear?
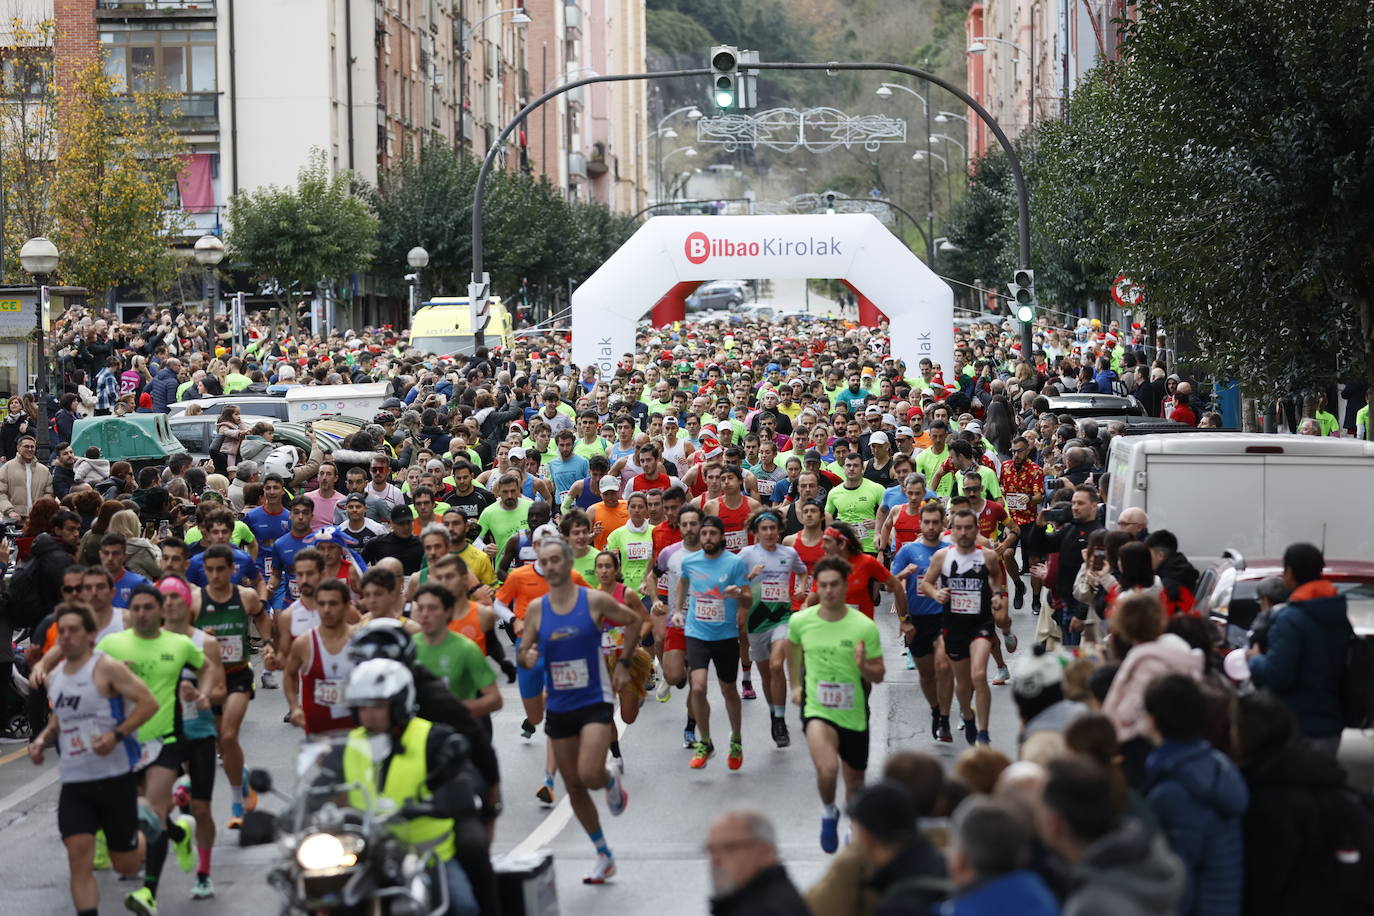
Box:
[342,717,454,861]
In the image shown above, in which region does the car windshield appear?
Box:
[1336,582,1374,635]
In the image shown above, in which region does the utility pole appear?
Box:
[924,76,936,266]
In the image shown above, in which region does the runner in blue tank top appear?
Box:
[519,536,645,887]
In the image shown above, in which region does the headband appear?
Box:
[157,576,193,606]
[824,526,845,541]
[753,511,780,528]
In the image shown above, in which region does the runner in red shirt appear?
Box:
[805,522,907,620]
[705,467,761,554]
[783,498,827,611]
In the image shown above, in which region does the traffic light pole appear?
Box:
[470,60,1034,359]
[828,196,932,258]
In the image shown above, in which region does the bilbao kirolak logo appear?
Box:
[685,231,843,264]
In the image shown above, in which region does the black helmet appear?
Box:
[348,618,417,667]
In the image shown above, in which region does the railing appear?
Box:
[175,205,224,236]
[111,91,217,123]
[98,0,216,9]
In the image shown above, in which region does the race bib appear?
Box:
[853,519,874,540]
[135,739,162,771]
[695,595,726,623]
[550,659,590,691]
[1006,493,1029,511]
[262,555,275,578]
[314,679,343,707]
[760,579,788,603]
[601,626,625,652]
[288,578,300,599]
[180,698,200,722]
[724,529,748,551]
[59,721,100,757]
[950,590,981,615]
[816,681,856,709]
[219,638,244,664]
[626,541,651,561]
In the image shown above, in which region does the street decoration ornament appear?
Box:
[1112,273,1143,307]
[695,107,907,153]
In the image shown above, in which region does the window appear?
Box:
[102,28,216,96]
[0,53,51,100]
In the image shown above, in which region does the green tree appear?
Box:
[225,151,377,328]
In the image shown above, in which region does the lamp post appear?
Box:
[660,147,697,200]
[652,105,702,205]
[968,37,1032,130]
[407,246,429,320]
[929,133,967,174]
[194,234,225,319]
[876,81,936,264]
[20,236,58,463]
[912,148,953,230]
[458,6,531,150]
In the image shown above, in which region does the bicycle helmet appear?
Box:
[348,617,417,667]
[344,658,416,727]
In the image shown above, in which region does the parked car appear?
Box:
[168,395,290,422]
[1043,393,1146,418]
[169,415,341,463]
[70,415,188,471]
[686,280,749,312]
[1194,549,1374,648]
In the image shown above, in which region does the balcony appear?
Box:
[567,150,588,180]
[96,0,216,19]
[111,91,218,127]
[170,205,224,238]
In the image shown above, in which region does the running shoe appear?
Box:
[1013,586,1025,610]
[171,814,197,872]
[499,660,518,684]
[992,665,1011,686]
[689,740,714,769]
[937,716,953,743]
[820,810,840,854]
[191,875,214,900]
[125,886,158,915]
[1003,631,1019,653]
[226,816,243,830]
[1031,600,1042,617]
[771,717,790,748]
[241,767,258,812]
[962,716,978,747]
[520,718,536,740]
[259,671,277,689]
[582,853,616,885]
[643,666,659,693]
[93,830,111,870]
[536,779,555,806]
[741,680,757,700]
[976,730,991,746]
[905,650,916,670]
[682,728,696,749]
[930,709,942,740]
[605,766,628,816]
[656,678,672,703]
[727,738,744,770]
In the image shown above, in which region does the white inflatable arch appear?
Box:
[570,214,954,383]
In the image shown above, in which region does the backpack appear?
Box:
[1339,634,1374,729]
[1315,781,1374,909]
[0,555,46,630]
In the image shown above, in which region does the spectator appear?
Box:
[149,356,181,411]
[108,508,162,580]
[213,404,247,474]
[1247,542,1350,756]
[1102,592,1205,786]
[1032,484,1104,647]
[1143,674,1248,916]
[1040,756,1184,916]
[1013,645,1089,758]
[844,780,950,916]
[0,435,53,519]
[51,441,77,500]
[228,459,260,513]
[1144,530,1198,614]
[706,810,809,916]
[942,795,1058,915]
[30,508,81,621]
[952,746,1012,796]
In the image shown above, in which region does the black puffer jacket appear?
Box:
[30,532,76,621]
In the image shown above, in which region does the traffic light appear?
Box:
[823,191,837,215]
[1008,269,1035,322]
[710,46,739,109]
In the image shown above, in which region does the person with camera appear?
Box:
[1029,484,1104,648]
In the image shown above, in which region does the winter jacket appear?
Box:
[52,464,75,500]
[1154,550,1200,612]
[935,870,1058,916]
[1102,633,1204,743]
[1145,739,1249,916]
[1063,818,1185,916]
[124,537,163,581]
[149,367,180,412]
[417,425,452,456]
[29,531,76,620]
[709,864,810,916]
[0,413,31,460]
[1241,739,1351,916]
[1248,581,1350,738]
[871,834,951,916]
[0,456,53,517]
[74,457,111,487]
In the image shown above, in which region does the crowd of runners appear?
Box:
[5,301,1371,916]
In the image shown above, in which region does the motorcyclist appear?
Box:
[346,620,502,914]
[331,659,482,916]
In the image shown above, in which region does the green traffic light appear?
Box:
[1015,303,1034,322]
[715,89,735,108]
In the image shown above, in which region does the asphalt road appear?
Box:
[3,594,1371,915]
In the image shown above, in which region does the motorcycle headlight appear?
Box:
[296,833,348,871]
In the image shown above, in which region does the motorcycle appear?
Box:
[248,740,452,916]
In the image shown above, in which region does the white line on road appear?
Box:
[0,767,58,817]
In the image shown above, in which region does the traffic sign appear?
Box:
[1112,274,1142,307]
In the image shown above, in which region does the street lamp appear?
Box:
[194,234,225,317]
[653,105,703,204]
[20,236,58,462]
[407,246,429,319]
[935,110,969,124]
[875,81,935,263]
[967,36,1026,57]
[460,6,530,53]
[929,132,968,177]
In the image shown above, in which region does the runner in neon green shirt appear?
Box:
[97,591,207,744]
[824,453,886,552]
[604,492,655,593]
[411,586,499,713]
[475,475,532,560]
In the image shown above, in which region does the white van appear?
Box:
[284,382,391,423]
[1104,433,1374,564]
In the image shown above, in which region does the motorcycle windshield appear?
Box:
[288,735,399,835]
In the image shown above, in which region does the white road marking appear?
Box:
[0,768,58,817]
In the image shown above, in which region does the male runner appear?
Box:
[98,586,209,915]
[920,508,1008,746]
[518,537,643,885]
[674,517,751,770]
[892,501,955,742]
[30,603,156,915]
[737,510,808,747]
[186,511,262,590]
[283,579,357,738]
[266,497,319,612]
[272,547,326,665]
[824,453,885,555]
[158,576,226,897]
[651,504,702,742]
[412,583,502,716]
[788,556,885,853]
[359,564,421,634]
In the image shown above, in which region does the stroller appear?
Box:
[2,640,34,741]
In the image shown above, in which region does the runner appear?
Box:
[652,503,703,744]
[191,544,270,830]
[705,465,763,698]
[824,453,886,555]
[283,579,357,739]
[590,550,653,770]
[737,510,809,747]
[518,537,643,885]
[875,472,930,556]
[272,548,325,667]
[960,468,1017,685]
[920,508,1009,746]
[157,575,226,898]
[29,603,156,915]
[673,516,751,770]
[997,433,1046,612]
[265,496,317,613]
[185,509,262,590]
[97,585,209,915]
[806,522,907,621]
[787,556,885,853]
[412,582,502,717]
[358,564,422,635]
[892,501,955,742]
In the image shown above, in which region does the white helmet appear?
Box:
[263,445,298,479]
[344,658,416,726]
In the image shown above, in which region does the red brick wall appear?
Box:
[54,0,99,98]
